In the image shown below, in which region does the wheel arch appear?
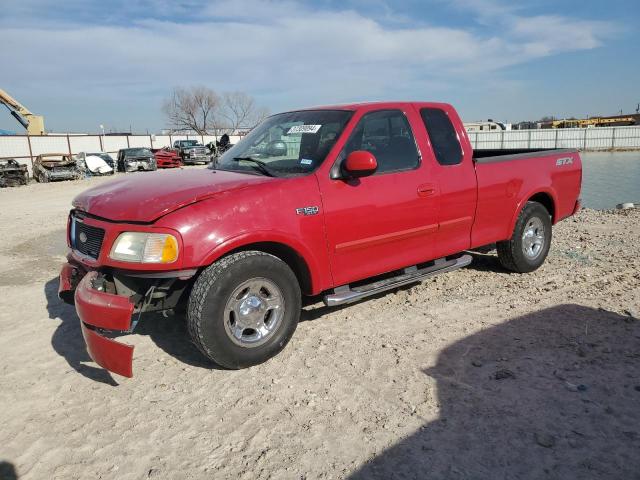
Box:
[200,234,321,295]
[527,191,556,222]
[507,189,557,239]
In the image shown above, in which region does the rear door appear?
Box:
[414,105,477,258]
[317,108,438,287]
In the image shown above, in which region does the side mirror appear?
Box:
[343,151,377,178]
[265,140,288,157]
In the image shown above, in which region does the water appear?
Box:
[580,151,640,209]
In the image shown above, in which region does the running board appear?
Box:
[323,254,472,307]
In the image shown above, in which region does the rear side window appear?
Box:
[343,110,420,174]
[420,108,462,166]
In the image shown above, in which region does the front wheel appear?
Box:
[187,251,301,369]
[497,201,552,273]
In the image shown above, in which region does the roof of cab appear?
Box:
[291,101,453,112]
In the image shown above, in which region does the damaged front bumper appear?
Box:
[59,264,135,378]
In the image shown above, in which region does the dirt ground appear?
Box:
[0,175,639,480]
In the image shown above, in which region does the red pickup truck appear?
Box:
[59,102,582,377]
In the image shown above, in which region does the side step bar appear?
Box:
[323,254,472,307]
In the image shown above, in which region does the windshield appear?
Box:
[126,148,151,156]
[213,110,353,177]
[181,141,199,147]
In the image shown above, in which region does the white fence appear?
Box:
[470,125,640,150]
[2,126,640,174]
[0,133,242,174]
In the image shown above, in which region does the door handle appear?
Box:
[417,184,436,197]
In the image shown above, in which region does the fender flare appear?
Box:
[507,188,558,237]
[199,230,328,294]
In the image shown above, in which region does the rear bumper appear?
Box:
[572,198,582,216]
[59,264,135,378]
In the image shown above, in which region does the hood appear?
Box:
[72,168,274,222]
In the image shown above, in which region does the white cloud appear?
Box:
[0,0,617,130]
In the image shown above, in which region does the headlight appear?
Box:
[110,232,179,263]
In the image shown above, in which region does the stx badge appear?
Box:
[296,206,319,216]
[556,157,573,166]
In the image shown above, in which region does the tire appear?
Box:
[187,251,301,369]
[497,201,552,273]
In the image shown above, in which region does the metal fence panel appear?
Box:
[128,136,152,148]
[152,135,172,149]
[613,126,640,148]
[30,136,70,156]
[69,136,102,153]
[0,136,30,159]
[103,136,129,154]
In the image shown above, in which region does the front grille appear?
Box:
[71,216,105,259]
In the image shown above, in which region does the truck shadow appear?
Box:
[44,277,118,385]
[133,311,217,370]
[348,304,640,479]
[0,461,18,480]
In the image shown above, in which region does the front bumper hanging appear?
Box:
[59,264,135,378]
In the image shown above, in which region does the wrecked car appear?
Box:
[173,140,209,165]
[0,158,29,187]
[33,154,81,182]
[117,148,157,173]
[152,147,183,168]
[75,152,115,176]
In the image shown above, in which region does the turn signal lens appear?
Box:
[110,232,179,263]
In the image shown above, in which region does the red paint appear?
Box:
[74,271,135,377]
[75,272,134,331]
[81,323,134,378]
[58,262,75,296]
[60,101,582,378]
[152,148,183,168]
[344,150,377,176]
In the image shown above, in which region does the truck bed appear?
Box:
[471,148,582,248]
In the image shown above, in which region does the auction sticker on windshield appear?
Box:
[287,125,322,135]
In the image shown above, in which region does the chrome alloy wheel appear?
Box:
[522,217,545,259]
[223,278,285,348]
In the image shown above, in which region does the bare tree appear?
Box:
[218,92,269,133]
[162,86,220,134]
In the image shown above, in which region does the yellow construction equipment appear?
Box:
[0,87,45,135]
[552,115,638,129]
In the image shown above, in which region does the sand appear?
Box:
[0,175,638,479]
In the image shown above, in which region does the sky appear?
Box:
[0,0,638,133]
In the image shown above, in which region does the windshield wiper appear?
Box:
[231,157,275,177]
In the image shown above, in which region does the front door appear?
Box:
[317,109,438,287]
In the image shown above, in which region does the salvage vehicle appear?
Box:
[152,147,183,168]
[33,154,81,182]
[75,152,115,176]
[0,158,29,187]
[173,139,209,164]
[59,102,582,378]
[117,148,157,172]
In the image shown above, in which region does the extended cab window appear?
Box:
[420,108,463,166]
[342,110,419,174]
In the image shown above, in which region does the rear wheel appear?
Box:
[497,201,552,273]
[187,251,301,369]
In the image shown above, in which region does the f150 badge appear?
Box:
[296,206,319,216]
[556,157,573,166]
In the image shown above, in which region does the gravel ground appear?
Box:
[0,176,639,480]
